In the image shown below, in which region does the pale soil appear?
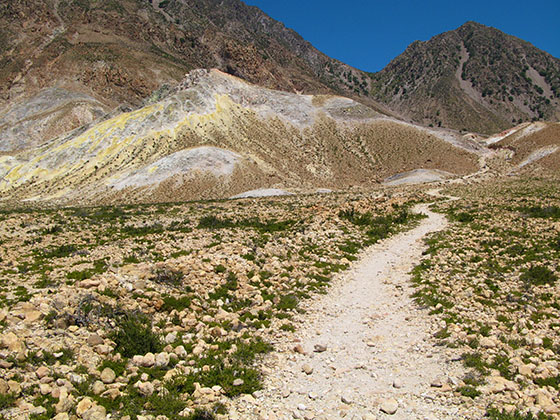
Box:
[383,169,452,186]
[231,203,484,419]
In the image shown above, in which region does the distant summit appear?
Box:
[368,21,560,134]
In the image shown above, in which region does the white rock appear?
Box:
[380,398,398,415]
[154,352,170,368]
[100,368,116,384]
[136,381,154,396]
[141,353,155,367]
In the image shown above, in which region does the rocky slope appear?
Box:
[5,0,559,153]
[488,122,560,173]
[0,69,482,205]
[0,185,430,420]
[0,0,379,151]
[370,22,560,134]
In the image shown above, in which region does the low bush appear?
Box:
[521,265,557,286]
[110,311,163,358]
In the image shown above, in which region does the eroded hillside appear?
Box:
[0,70,481,205]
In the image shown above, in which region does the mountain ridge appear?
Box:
[369,21,560,134]
[0,69,481,204]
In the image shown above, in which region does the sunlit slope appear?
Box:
[0,70,480,204]
[490,122,560,172]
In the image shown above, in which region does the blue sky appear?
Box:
[244,0,560,72]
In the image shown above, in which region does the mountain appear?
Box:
[0,70,481,204]
[369,22,560,134]
[0,0,379,152]
[2,1,559,158]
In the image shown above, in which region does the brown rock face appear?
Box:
[0,0,380,150]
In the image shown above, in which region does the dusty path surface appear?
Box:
[231,203,484,420]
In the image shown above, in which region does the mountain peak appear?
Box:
[371,22,560,134]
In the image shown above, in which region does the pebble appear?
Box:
[380,398,399,415]
[341,393,352,404]
[314,344,327,352]
[87,334,104,346]
[100,367,116,384]
[392,378,403,388]
[430,378,443,388]
[36,366,50,379]
[293,344,306,354]
[302,364,314,375]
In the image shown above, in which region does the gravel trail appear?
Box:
[231,203,483,419]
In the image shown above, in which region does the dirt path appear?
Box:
[230,203,483,420]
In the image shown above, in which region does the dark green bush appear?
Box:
[110,312,163,358]
[277,294,298,310]
[520,205,560,219]
[161,295,192,312]
[452,212,474,223]
[521,265,557,286]
[457,385,480,398]
[487,407,554,420]
[0,393,17,409]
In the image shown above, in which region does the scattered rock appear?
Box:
[141,353,155,367]
[302,364,314,375]
[136,381,154,396]
[87,334,104,346]
[154,352,170,368]
[313,344,327,352]
[380,398,398,415]
[100,367,116,384]
[36,366,50,379]
[341,393,352,404]
[293,344,305,354]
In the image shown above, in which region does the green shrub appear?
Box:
[0,393,16,409]
[457,385,480,398]
[197,215,233,229]
[214,264,226,273]
[487,407,554,420]
[41,244,78,259]
[232,338,272,364]
[520,205,560,219]
[534,375,560,390]
[109,312,163,358]
[462,352,488,375]
[452,212,474,223]
[280,323,296,332]
[277,294,298,310]
[161,295,192,312]
[521,265,557,286]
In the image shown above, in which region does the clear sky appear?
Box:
[244,0,560,73]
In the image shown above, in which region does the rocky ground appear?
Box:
[0,187,426,419]
[0,176,559,420]
[411,178,560,419]
[229,203,484,419]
